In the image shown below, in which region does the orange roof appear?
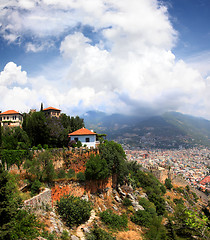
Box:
[200,175,210,185]
[68,127,96,136]
[43,107,61,111]
[0,110,21,115]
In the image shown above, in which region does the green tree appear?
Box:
[99,140,128,184]
[0,164,40,239]
[56,195,92,228]
[24,151,56,183]
[165,178,173,190]
[24,111,49,146]
[85,154,110,180]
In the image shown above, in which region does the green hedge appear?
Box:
[1,150,28,168]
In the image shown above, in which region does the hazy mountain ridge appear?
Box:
[83,111,210,148]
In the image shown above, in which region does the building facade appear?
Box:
[43,107,61,118]
[68,127,98,148]
[0,110,23,127]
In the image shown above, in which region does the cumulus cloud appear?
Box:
[0,62,27,86]
[0,0,209,119]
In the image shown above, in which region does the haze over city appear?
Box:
[0,0,210,119]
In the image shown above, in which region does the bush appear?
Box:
[165,178,173,190]
[37,144,42,150]
[77,172,86,182]
[100,209,128,230]
[31,179,41,195]
[67,169,75,178]
[61,230,69,240]
[131,210,153,227]
[85,154,110,180]
[122,197,132,207]
[173,198,184,205]
[57,169,66,179]
[56,195,92,228]
[86,226,116,240]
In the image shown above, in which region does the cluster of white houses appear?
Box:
[0,107,98,148]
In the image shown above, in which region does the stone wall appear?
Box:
[24,188,52,209]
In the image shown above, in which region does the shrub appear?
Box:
[122,197,132,207]
[37,144,42,150]
[173,198,184,205]
[31,179,41,195]
[57,169,66,179]
[86,226,116,240]
[165,178,173,190]
[77,172,86,182]
[67,169,75,178]
[56,195,92,228]
[131,210,153,227]
[99,209,128,230]
[61,230,69,240]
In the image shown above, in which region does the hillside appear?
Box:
[4,147,210,240]
[83,111,210,148]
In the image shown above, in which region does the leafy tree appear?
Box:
[56,195,92,228]
[24,111,49,146]
[146,216,167,240]
[173,204,209,239]
[165,178,173,190]
[99,140,128,184]
[85,154,110,180]
[24,151,56,183]
[0,164,41,239]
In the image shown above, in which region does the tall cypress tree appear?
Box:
[40,103,43,112]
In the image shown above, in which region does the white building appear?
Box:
[0,110,23,127]
[68,127,98,148]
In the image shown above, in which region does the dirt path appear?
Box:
[76,209,97,239]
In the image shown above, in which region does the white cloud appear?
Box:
[0,0,209,119]
[0,62,27,86]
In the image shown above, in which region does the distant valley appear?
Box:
[83,111,210,149]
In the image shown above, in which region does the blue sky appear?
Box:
[0,0,209,119]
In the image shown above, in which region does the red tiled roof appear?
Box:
[43,107,61,111]
[200,175,210,185]
[68,127,96,136]
[0,110,20,115]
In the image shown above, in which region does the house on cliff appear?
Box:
[43,107,61,118]
[0,110,23,127]
[68,127,99,148]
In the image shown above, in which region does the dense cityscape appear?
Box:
[123,144,210,194]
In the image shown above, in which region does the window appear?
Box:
[85,138,90,142]
[0,117,2,121]
[7,116,9,120]
[13,116,16,120]
[74,137,78,142]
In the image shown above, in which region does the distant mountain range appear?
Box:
[82,111,210,148]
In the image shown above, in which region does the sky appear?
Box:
[0,0,210,119]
